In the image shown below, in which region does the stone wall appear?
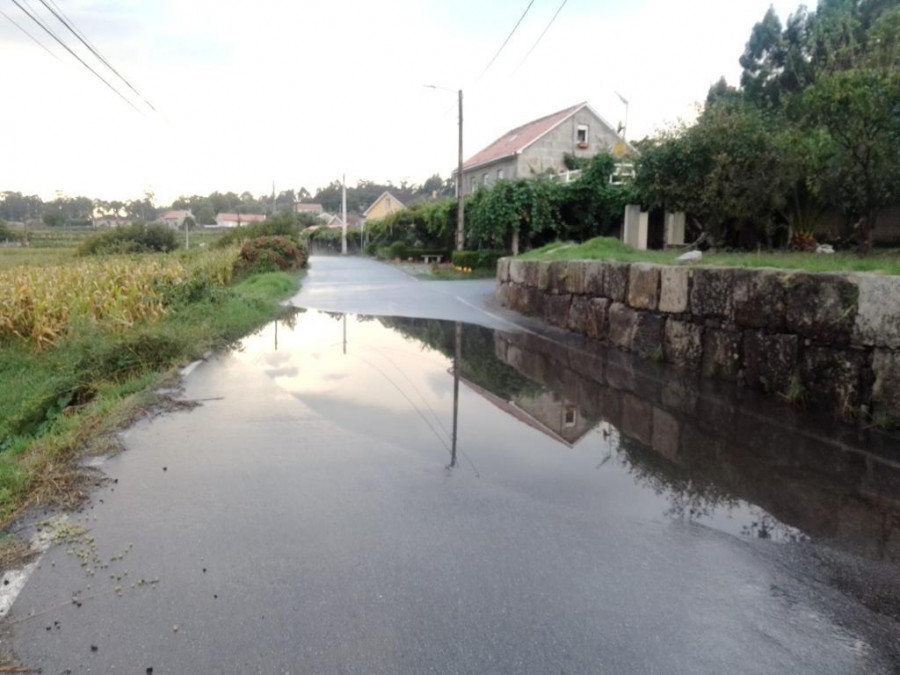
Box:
[496,258,900,426]
[493,329,900,562]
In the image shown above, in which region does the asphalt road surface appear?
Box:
[3,256,899,674]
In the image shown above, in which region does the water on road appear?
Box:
[4,257,900,674]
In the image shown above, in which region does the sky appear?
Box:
[0,0,801,205]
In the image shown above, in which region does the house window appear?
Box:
[497,168,504,180]
[576,125,589,146]
[482,172,489,185]
[564,406,577,427]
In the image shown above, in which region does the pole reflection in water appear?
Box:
[450,321,461,468]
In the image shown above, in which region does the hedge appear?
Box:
[451,249,508,270]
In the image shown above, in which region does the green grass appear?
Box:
[418,268,497,281]
[0,247,76,270]
[521,237,900,275]
[0,268,302,524]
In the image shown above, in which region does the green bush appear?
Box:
[0,221,20,243]
[388,241,408,260]
[215,214,301,248]
[78,222,178,256]
[451,249,508,269]
[234,236,308,275]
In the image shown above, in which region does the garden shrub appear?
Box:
[234,236,308,275]
[78,222,178,255]
[451,249,507,269]
[388,241,408,260]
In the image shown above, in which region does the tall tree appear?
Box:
[803,67,900,253]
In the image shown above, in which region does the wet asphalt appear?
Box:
[3,256,900,674]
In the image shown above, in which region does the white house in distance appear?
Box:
[215,212,267,228]
[160,210,193,229]
[295,203,324,215]
[455,101,631,194]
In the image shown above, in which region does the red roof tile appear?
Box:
[463,102,586,171]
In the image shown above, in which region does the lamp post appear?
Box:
[425,84,465,251]
[615,91,629,141]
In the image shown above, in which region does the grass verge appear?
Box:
[417,268,497,281]
[521,237,900,275]
[0,270,302,526]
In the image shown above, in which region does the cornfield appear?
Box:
[0,249,237,349]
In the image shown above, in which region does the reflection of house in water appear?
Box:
[458,370,596,447]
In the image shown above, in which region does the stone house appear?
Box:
[456,102,629,195]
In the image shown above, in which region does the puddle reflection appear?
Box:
[236,310,900,564]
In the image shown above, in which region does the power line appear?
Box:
[513,0,568,74]
[9,0,141,111]
[37,0,157,111]
[1,6,60,60]
[478,0,535,80]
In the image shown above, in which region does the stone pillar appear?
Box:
[665,212,686,247]
[623,204,641,248]
[637,211,649,251]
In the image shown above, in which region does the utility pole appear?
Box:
[271,181,276,215]
[426,84,466,251]
[456,88,465,251]
[341,173,348,255]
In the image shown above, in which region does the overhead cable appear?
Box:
[38,0,157,111]
[478,0,536,80]
[514,0,568,74]
[9,0,141,111]
[1,6,60,60]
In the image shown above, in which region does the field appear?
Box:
[0,243,301,525]
[522,237,900,275]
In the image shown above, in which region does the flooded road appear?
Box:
[5,258,900,674]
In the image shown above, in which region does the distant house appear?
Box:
[215,212,267,228]
[363,191,404,222]
[295,203,324,215]
[455,101,631,194]
[160,210,193,229]
[320,213,364,229]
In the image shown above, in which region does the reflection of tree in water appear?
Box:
[378,317,543,400]
[740,510,808,543]
[617,434,740,521]
[617,433,806,543]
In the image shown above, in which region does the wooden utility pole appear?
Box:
[341,173,348,255]
[457,89,465,251]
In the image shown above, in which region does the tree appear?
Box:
[635,100,797,247]
[803,67,900,253]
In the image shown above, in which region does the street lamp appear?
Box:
[615,91,629,141]
[425,84,465,251]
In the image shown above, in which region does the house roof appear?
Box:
[462,102,588,172]
[162,210,191,220]
[457,373,594,448]
[363,191,404,217]
[217,212,266,222]
[295,203,323,213]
